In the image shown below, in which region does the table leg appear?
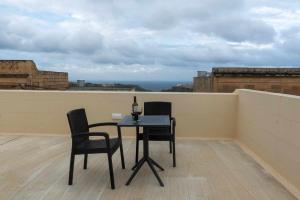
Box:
[143,130,149,158]
[149,158,164,171]
[126,158,145,185]
[131,161,138,170]
[126,127,165,187]
[135,126,139,164]
[147,159,164,187]
[117,126,125,169]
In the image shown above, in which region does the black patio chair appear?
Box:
[135,102,176,167]
[67,108,125,189]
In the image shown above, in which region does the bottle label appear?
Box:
[133,105,138,112]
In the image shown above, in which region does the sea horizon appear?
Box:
[73,80,192,91]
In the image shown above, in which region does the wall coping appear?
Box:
[235,89,300,99]
[0,89,238,96]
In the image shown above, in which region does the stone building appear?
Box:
[0,60,68,90]
[192,71,212,92]
[193,67,300,95]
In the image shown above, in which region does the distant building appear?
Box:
[77,80,85,87]
[0,60,68,90]
[193,71,212,92]
[193,67,300,95]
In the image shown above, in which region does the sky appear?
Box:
[0,0,300,81]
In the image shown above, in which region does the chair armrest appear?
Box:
[171,117,176,126]
[72,132,110,146]
[88,122,118,128]
[171,117,176,135]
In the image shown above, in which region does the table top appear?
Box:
[118,115,170,127]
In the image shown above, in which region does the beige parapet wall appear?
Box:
[0,90,237,138]
[2,89,300,197]
[236,89,300,197]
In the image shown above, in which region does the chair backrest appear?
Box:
[144,102,172,117]
[144,102,172,134]
[67,108,89,146]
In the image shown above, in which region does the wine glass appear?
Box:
[132,106,143,121]
[135,106,143,116]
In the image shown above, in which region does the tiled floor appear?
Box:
[0,135,296,200]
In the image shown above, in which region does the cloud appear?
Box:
[0,0,299,81]
[197,17,276,43]
[0,11,103,53]
[278,27,300,54]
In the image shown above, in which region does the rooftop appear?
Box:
[0,136,296,200]
[212,67,300,76]
[1,89,300,199]
[0,60,34,63]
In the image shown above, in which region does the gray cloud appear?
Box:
[279,27,300,54]
[0,0,299,81]
[0,13,103,54]
[197,17,276,43]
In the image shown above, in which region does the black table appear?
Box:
[118,115,170,187]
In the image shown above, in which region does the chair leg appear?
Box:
[68,153,75,185]
[169,140,172,154]
[120,142,125,169]
[83,154,88,169]
[107,153,115,189]
[172,138,176,167]
[135,136,139,164]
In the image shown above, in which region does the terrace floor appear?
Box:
[0,135,296,200]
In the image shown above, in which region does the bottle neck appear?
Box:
[132,96,138,112]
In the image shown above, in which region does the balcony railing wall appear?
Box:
[1,89,300,197]
[236,89,300,197]
[0,90,237,138]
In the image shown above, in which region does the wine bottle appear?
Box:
[132,96,138,113]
